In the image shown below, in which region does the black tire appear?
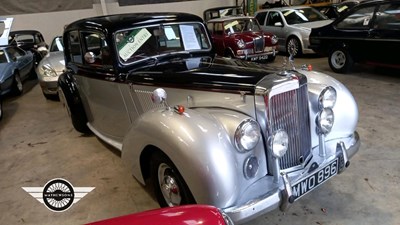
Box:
[11,72,23,96]
[150,151,196,207]
[224,49,235,59]
[43,91,60,101]
[328,47,354,73]
[286,37,302,57]
[58,87,91,134]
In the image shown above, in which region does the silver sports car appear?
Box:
[36,36,64,99]
[255,6,332,56]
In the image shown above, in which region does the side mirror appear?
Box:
[84,52,96,64]
[151,88,167,105]
[274,22,283,27]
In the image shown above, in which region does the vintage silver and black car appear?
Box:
[59,12,360,224]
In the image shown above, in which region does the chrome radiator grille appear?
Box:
[254,37,264,53]
[268,84,311,170]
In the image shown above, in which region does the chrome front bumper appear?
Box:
[223,132,360,224]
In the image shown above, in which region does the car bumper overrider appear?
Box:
[223,131,360,224]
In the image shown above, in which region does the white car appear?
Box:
[255,6,332,56]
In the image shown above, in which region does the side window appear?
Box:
[34,34,42,44]
[255,12,267,26]
[266,12,282,26]
[374,3,400,30]
[207,23,214,34]
[214,23,224,35]
[82,32,111,66]
[336,5,377,29]
[15,47,26,56]
[67,30,82,64]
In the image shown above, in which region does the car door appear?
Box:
[7,47,31,79]
[367,2,400,65]
[66,30,131,143]
[264,11,286,50]
[334,4,378,62]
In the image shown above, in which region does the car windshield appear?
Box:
[0,50,8,63]
[282,7,328,25]
[50,37,64,52]
[115,22,211,64]
[224,18,261,34]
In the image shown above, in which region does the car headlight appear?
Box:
[234,119,261,152]
[316,108,334,134]
[271,130,288,158]
[39,64,58,77]
[271,35,278,45]
[318,86,336,110]
[236,39,245,49]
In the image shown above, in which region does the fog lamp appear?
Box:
[271,130,288,158]
[318,86,336,110]
[244,156,259,179]
[234,119,261,152]
[316,108,334,134]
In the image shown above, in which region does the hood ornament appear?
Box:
[278,54,296,77]
[282,54,296,70]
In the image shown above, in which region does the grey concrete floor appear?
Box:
[0,55,399,225]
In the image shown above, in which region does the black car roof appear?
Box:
[9,30,42,35]
[64,12,204,35]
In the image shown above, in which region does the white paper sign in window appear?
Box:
[164,26,177,40]
[180,25,201,50]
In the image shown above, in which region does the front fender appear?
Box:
[122,107,267,209]
[300,70,359,145]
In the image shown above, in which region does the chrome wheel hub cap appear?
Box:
[331,51,346,69]
[288,39,298,56]
[158,163,181,206]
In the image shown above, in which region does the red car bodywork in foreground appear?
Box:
[86,205,233,225]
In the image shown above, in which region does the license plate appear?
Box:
[291,158,338,201]
[250,55,268,61]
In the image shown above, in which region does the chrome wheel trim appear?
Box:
[331,50,346,69]
[158,163,182,206]
[287,38,299,56]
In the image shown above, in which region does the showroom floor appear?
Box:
[0,55,399,225]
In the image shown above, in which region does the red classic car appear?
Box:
[207,16,278,62]
[86,205,234,225]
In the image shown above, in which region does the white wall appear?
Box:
[9,0,236,43]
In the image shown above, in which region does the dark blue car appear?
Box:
[0,45,35,96]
